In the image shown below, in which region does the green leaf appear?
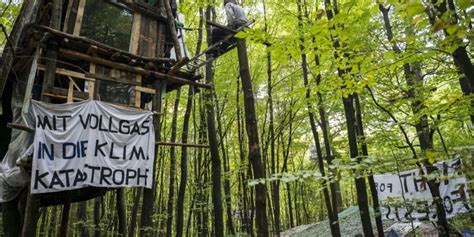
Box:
[457,0,470,9]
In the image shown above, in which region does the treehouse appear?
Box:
[0,0,211,232]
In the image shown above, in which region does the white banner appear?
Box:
[374,159,471,222]
[30,100,155,193]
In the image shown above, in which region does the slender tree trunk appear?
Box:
[77,201,89,237]
[38,207,48,237]
[298,1,340,235]
[354,96,384,236]
[195,94,209,237]
[313,44,344,214]
[236,79,252,235]
[215,96,236,235]
[166,89,181,237]
[59,196,71,237]
[94,197,101,237]
[236,38,269,237]
[204,6,225,237]
[117,189,127,236]
[141,79,166,236]
[128,189,141,237]
[176,86,193,237]
[430,0,474,100]
[324,1,374,236]
[286,183,294,228]
[262,0,281,235]
[380,5,450,235]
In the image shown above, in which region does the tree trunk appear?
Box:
[380,5,450,235]
[94,197,101,237]
[297,0,341,235]
[430,0,474,95]
[354,95,384,236]
[236,78,252,235]
[176,86,193,237]
[215,96,236,235]
[141,80,166,236]
[77,201,89,237]
[128,189,141,237]
[236,38,269,237]
[117,189,127,236]
[204,6,225,237]
[324,1,374,236]
[166,88,181,237]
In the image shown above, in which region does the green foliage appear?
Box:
[0,1,22,47]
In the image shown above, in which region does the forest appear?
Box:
[0,0,473,236]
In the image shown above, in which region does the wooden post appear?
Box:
[41,0,63,101]
[21,188,40,237]
[73,0,86,36]
[161,0,182,60]
[88,63,96,99]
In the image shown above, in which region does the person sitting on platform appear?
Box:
[208,0,250,58]
[225,0,250,29]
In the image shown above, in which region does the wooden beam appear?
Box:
[59,49,211,89]
[168,57,189,76]
[67,79,74,103]
[45,87,89,100]
[62,0,74,32]
[135,86,155,94]
[7,123,34,133]
[156,141,209,149]
[73,0,86,36]
[38,65,94,81]
[42,92,85,101]
[129,13,142,54]
[37,25,174,63]
[135,75,142,107]
[88,63,96,99]
[206,21,238,33]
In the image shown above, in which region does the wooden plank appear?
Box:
[85,72,137,86]
[135,86,155,94]
[139,15,149,57]
[73,0,86,36]
[148,19,157,58]
[62,0,75,32]
[38,65,94,81]
[67,80,74,103]
[135,75,142,107]
[43,92,85,101]
[168,57,189,75]
[88,63,96,99]
[60,49,212,89]
[45,87,89,100]
[130,13,142,54]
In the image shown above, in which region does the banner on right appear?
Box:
[374,159,471,222]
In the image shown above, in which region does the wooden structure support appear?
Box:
[37,25,175,64]
[59,49,211,89]
[206,21,238,33]
[7,123,34,133]
[156,141,209,149]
